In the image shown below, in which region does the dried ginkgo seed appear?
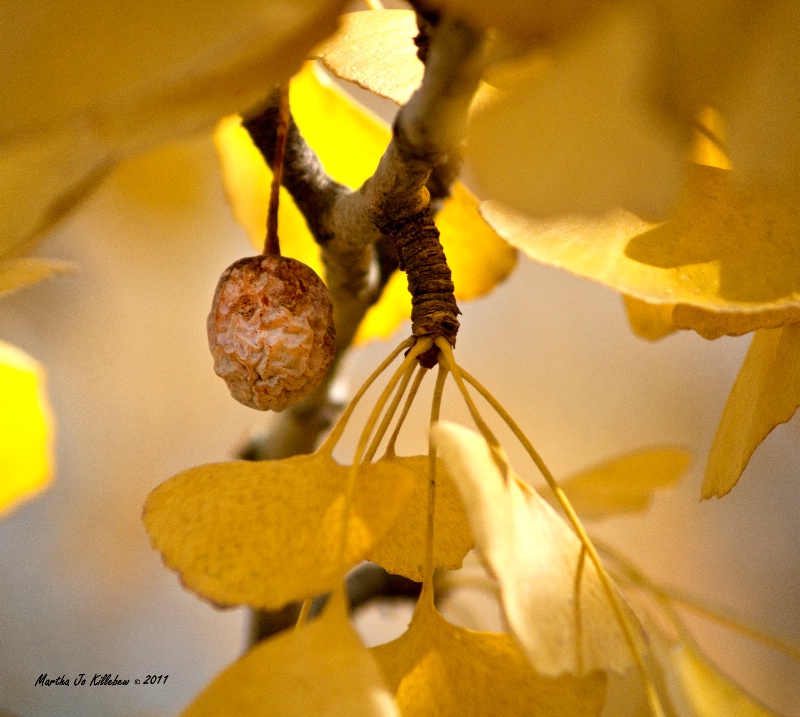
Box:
[207,255,336,411]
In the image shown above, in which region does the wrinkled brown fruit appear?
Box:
[207,255,335,411]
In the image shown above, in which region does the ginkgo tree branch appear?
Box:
[239,12,487,462]
[240,12,488,643]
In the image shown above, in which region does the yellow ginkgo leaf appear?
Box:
[662,645,777,717]
[552,449,691,520]
[703,324,800,499]
[365,455,473,582]
[314,11,423,106]
[1,0,345,254]
[0,341,53,517]
[432,421,642,677]
[142,453,416,609]
[214,63,516,345]
[468,5,684,222]
[183,590,400,717]
[482,164,800,339]
[0,257,75,297]
[372,595,607,716]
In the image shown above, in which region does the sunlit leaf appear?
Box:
[366,455,473,582]
[662,645,777,716]
[143,452,415,609]
[482,164,800,339]
[214,63,516,345]
[372,595,607,716]
[0,342,53,517]
[183,590,399,717]
[314,10,422,106]
[703,324,800,499]
[0,258,75,297]
[1,0,346,253]
[468,5,684,221]
[553,449,690,520]
[432,421,642,676]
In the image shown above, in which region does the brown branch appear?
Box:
[249,564,422,644]
[237,12,487,646]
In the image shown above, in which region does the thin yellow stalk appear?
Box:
[363,359,417,463]
[434,337,664,717]
[318,336,414,456]
[336,338,433,569]
[422,364,449,590]
[599,540,800,661]
[385,365,428,458]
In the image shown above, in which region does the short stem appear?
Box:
[263,84,290,256]
[375,205,460,365]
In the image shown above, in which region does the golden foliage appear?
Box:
[314,11,423,106]
[0,342,52,517]
[432,421,642,676]
[662,645,778,716]
[372,594,608,716]
[468,6,683,221]
[554,449,690,521]
[0,258,75,298]
[142,452,416,609]
[703,324,800,499]
[365,455,473,582]
[183,591,399,717]
[482,164,800,339]
[0,0,346,254]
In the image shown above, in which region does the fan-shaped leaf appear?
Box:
[183,591,399,717]
[366,455,473,581]
[372,596,607,716]
[432,422,643,676]
[703,324,800,498]
[143,453,415,609]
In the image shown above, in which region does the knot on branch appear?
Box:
[375,205,460,361]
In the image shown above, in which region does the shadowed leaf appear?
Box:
[372,596,607,716]
[482,164,800,339]
[366,455,473,582]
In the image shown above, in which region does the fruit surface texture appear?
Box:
[208,255,335,411]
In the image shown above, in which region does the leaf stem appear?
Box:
[263,83,289,256]
[385,364,427,458]
[598,540,800,661]
[318,336,414,456]
[336,338,433,570]
[363,359,417,463]
[435,338,665,717]
[422,364,448,590]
